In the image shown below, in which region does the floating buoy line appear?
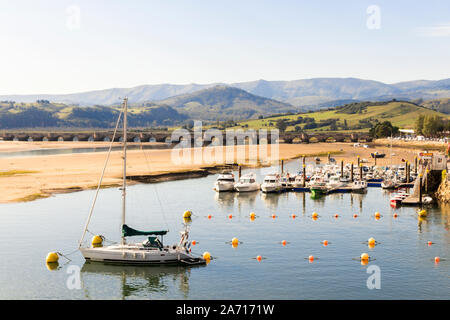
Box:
[46,209,444,268]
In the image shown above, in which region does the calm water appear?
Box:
[0,144,168,159]
[0,161,449,299]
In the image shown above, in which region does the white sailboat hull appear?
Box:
[80,245,205,265]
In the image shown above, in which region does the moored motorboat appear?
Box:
[234,173,260,192]
[351,180,367,193]
[214,171,235,192]
[261,173,283,193]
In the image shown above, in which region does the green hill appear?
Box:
[153,85,297,120]
[231,100,449,133]
[0,101,186,129]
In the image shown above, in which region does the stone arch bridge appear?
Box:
[0,130,372,145]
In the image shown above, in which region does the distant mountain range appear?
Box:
[150,85,295,120]
[2,77,449,109]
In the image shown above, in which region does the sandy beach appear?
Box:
[0,141,430,203]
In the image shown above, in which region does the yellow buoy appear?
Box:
[418,209,427,217]
[46,262,59,271]
[375,212,381,218]
[203,252,211,260]
[250,212,256,219]
[368,237,376,246]
[46,252,59,264]
[91,235,103,247]
[183,217,192,224]
[360,253,369,261]
[183,210,192,219]
[231,237,239,246]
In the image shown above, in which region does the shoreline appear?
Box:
[0,141,434,204]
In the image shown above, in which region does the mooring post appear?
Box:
[327,152,330,163]
[425,169,429,193]
[374,155,377,166]
[238,165,242,179]
[302,164,306,188]
[406,162,410,183]
[415,156,418,175]
[359,164,363,181]
[419,174,423,205]
[281,159,284,174]
[341,160,344,178]
[357,155,360,167]
[351,163,354,182]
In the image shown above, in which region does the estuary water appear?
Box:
[0,160,449,299]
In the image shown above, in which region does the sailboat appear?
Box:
[78,98,206,266]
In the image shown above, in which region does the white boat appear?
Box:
[292,174,306,188]
[326,175,347,190]
[351,180,367,193]
[261,174,282,193]
[234,173,260,192]
[78,98,205,266]
[214,171,235,192]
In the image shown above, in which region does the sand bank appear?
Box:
[0,142,426,203]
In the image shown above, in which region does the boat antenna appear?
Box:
[121,97,128,245]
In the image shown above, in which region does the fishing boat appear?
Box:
[261,174,283,193]
[234,172,260,192]
[371,152,386,158]
[351,180,367,193]
[214,171,235,192]
[381,178,397,189]
[78,98,206,266]
[390,191,409,207]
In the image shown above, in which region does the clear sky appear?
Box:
[1,0,449,94]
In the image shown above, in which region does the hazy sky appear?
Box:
[1,0,449,94]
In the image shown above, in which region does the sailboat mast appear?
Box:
[121,97,128,245]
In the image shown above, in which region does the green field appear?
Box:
[229,101,449,133]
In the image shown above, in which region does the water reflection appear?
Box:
[214,191,259,209]
[81,262,203,299]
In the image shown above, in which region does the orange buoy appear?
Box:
[375,212,381,218]
[334,214,339,218]
[312,212,318,218]
[272,214,277,219]
[228,214,233,219]
[308,255,315,262]
[203,252,211,260]
[250,212,256,219]
[281,240,287,246]
[207,214,212,219]
[192,240,197,246]
[231,237,239,246]
[368,237,376,246]
[435,257,440,263]
[256,255,262,261]
[353,214,358,218]
[393,213,398,218]
[323,240,328,246]
[427,241,433,246]
[360,253,369,261]
[291,214,297,219]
